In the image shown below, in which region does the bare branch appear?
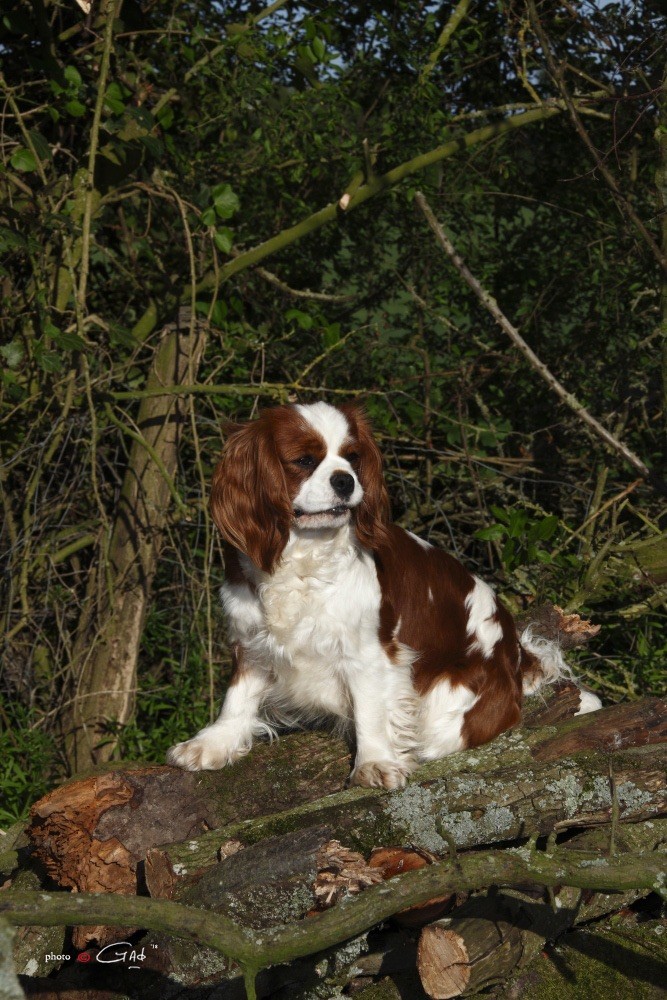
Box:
[252,265,358,303]
[526,0,667,277]
[415,192,653,480]
[77,0,117,316]
[419,0,472,85]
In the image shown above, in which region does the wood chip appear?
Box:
[312,840,383,910]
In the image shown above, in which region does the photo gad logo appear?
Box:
[46,941,158,970]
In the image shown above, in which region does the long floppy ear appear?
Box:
[341,403,390,551]
[210,417,291,573]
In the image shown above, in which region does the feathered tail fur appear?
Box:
[519,625,602,715]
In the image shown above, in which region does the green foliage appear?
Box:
[0,702,57,825]
[476,507,560,574]
[0,0,665,803]
[115,598,229,764]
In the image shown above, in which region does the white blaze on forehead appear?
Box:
[292,403,363,516]
[295,402,351,456]
[465,576,503,658]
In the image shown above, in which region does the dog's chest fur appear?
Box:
[264,531,381,651]
[223,527,389,717]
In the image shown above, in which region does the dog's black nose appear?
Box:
[330,471,355,499]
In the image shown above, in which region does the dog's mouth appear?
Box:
[293,504,351,526]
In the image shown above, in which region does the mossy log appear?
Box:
[0,919,25,1000]
[495,917,667,1000]
[136,697,665,883]
[2,842,666,1000]
[26,694,666,913]
[576,531,667,609]
[609,532,667,587]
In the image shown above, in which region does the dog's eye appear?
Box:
[345,451,360,465]
[294,455,317,469]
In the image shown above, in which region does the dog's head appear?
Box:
[210,402,389,572]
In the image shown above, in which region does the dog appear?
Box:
[167,401,600,788]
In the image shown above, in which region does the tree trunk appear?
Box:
[659,59,667,431]
[63,314,207,771]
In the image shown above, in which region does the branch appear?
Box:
[200,103,569,293]
[0,73,48,186]
[107,382,369,402]
[526,0,667,277]
[1,848,664,974]
[415,192,655,482]
[103,404,188,516]
[251,265,358,303]
[77,0,117,316]
[152,0,291,117]
[419,0,471,84]
[129,97,604,339]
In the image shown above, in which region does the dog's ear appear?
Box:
[341,403,390,552]
[219,417,246,437]
[210,417,291,573]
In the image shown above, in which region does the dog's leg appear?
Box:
[347,662,417,790]
[167,660,271,771]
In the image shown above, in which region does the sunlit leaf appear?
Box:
[10,148,37,172]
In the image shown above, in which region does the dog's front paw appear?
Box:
[349,760,412,790]
[166,726,247,771]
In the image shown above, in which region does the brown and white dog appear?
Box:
[167,402,600,788]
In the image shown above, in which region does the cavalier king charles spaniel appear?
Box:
[167,401,600,788]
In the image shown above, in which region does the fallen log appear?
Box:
[25,731,349,948]
[498,914,667,1000]
[138,697,665,885]
[3,845,666,974]
[418,910,522,999]
[0,919,24,1000]
[28,694,665,894]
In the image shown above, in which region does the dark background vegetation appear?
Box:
[1,0,665,825]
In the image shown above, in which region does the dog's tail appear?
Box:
[519,623,602,715]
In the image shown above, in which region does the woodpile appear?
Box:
[1,673,665,999]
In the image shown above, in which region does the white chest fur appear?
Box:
[263,531,382,653]
[221,527,385,718]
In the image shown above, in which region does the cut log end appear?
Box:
[417,924,470,999]
[418,912,527,999]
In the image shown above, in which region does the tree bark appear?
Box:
[0,920,25,1000]
[144,698,666,880]
[418,913,523,999]
[2,844,665,999]
[63,315,207,771]
[28,696,666,902]
[660,59,667,432]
